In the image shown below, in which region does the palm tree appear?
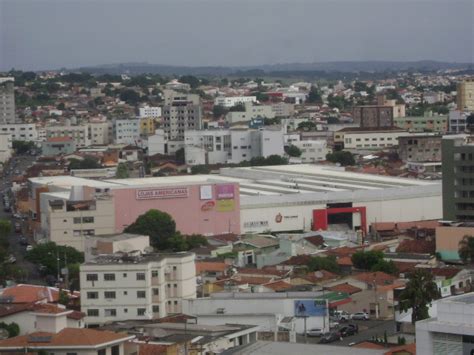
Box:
[399,269,439,324]
[458,235,474,264]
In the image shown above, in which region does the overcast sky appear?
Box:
[0,0,473,71]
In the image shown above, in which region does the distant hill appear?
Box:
[72,60,473,77]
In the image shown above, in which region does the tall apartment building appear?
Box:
[377,94,406,118]
[352,105,394,128]
[442,135,474,221]
[162,90,201,141]
[226,102,275,124]
[398,134,442,162]
[214,96,257,108]
[394,113,448,133]
[292,140,331,163]
[0,123,38,142]
[138,106,162,119]
[0,79,16,124]
[89,120,113,145]
[457,78,474,111]
[448,110,471,133]
[113,118,141,145]
[0,133,12,163]
[80,252,196,326]
[46,124,91,147]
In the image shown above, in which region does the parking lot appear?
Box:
[296,319,396,346]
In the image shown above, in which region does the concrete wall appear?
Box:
[436,226,474,260]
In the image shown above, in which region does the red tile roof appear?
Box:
[384,343,416,354]
[304,235,324,247]
[237,267,288,278]
[325,246,363,257]
[396,239,435,254]
[196,261,227,274]
[280,254,313,266]
[429,267,462,279]
[353,271,397,286]
[300,270,339,284]
[337,256,353,266]
[0,328,133,349]
[1,284,79,304]
[263,280,292,291]
[139,343,168,355]
[327,283,362,295]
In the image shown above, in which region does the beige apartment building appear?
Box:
[80,252,196,326]
[457,78,474,111]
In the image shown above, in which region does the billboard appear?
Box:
[216,184,234,200]
[136,187,188,200]
[294,299,327,317]
[216,199,235,212]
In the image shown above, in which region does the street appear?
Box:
[1,154,43,284]
[296,319,396,346]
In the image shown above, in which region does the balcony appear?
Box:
[151,277,160,286]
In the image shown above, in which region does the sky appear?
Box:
[0,0,473,71]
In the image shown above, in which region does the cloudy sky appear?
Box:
[0,0,472,71]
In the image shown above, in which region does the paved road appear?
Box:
[2,154,43,284]
[297,319,396,346]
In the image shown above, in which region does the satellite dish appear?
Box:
[314,271,323,278]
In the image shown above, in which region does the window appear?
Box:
[153,305,160,313]
[153,288,159,296]
[98,350,106,355]
[104,309,116,317]
[123,273,127,277]
[104,273,115,281]
[174,301,178,305]
[137,291,146,298]
[137,308,146,316]
[104,291,116,299]
[87,292,98,299]
[151,270,158,278]
[136,272,145,280]
[87,309,99,317]
[111,345,120,355]
[174,284,177,288]
[83,216,94,223]
[86,274,98,281]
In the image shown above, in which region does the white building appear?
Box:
[416,293,474,355]
[80,252,196,326]
[113,118,141,145]
[147,129,167,156]
[184,127,284,166]
[183,292,329,335]
[214,96,257,108]
[0,123,38,142]
[89,120,112,145]
[0,78,16,124]
[338,127,406,150]
[0,133,12,163]
[138,106,162,118]
[46,124,91,148]
[162,90,202,141]
[226,102,275,124]
[292,140,330,163]
[448,110,471,133]
[272,102,295,118]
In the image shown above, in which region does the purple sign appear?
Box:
[216,184,234,200]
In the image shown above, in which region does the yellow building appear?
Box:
[139,117,156,136]
[457,78,474,111]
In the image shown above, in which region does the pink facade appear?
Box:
[112,183,241,236]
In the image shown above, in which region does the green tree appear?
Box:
[68,157,101,170]
[12,140,35,155]
[254,91,269,102]
[399,269,439,324]
[0,322,20,338]
[371,259,398,275]
[458,235,474,263]
[307,86,323,104]
[25,242,83,276]
[179,75,201,89]
[175,148,185,164]
[213,105,228,118]
[119,89,141,105]
[326,151,355,166]
[56,102,66,110]
[307,256,340,273]
[0,219,11,239]
[191,165,211,174]
[115,163,129,179]
[285,145,302,157]
[125,209,177,249]
[351,250,385,270]
[228,103,246,112]
[58,289,70,305]
[297,121,317,131]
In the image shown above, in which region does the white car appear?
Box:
[350,312,370,320]
[26,245,33,252]
[333,310,350,322]
[306,328,323,337]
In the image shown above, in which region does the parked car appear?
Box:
[26,245,33,252]
[306,328,323,337]
[14,222,21,233]
[339,324,358,337]
[350,312,370,320]
[19,236,28,245]
[318,331,341,344]
[333,310,350,322]
[329,320,340,329]
[4,255,16,264]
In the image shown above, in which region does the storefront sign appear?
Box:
[136,187,188,200]
[200,185,213,200]
[216,184,234,200]
[243,220,269,228]
[216,199,235,212]
[201,200,215,211]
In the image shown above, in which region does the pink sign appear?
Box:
[216,184,234,200]
[136,187,189,200]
